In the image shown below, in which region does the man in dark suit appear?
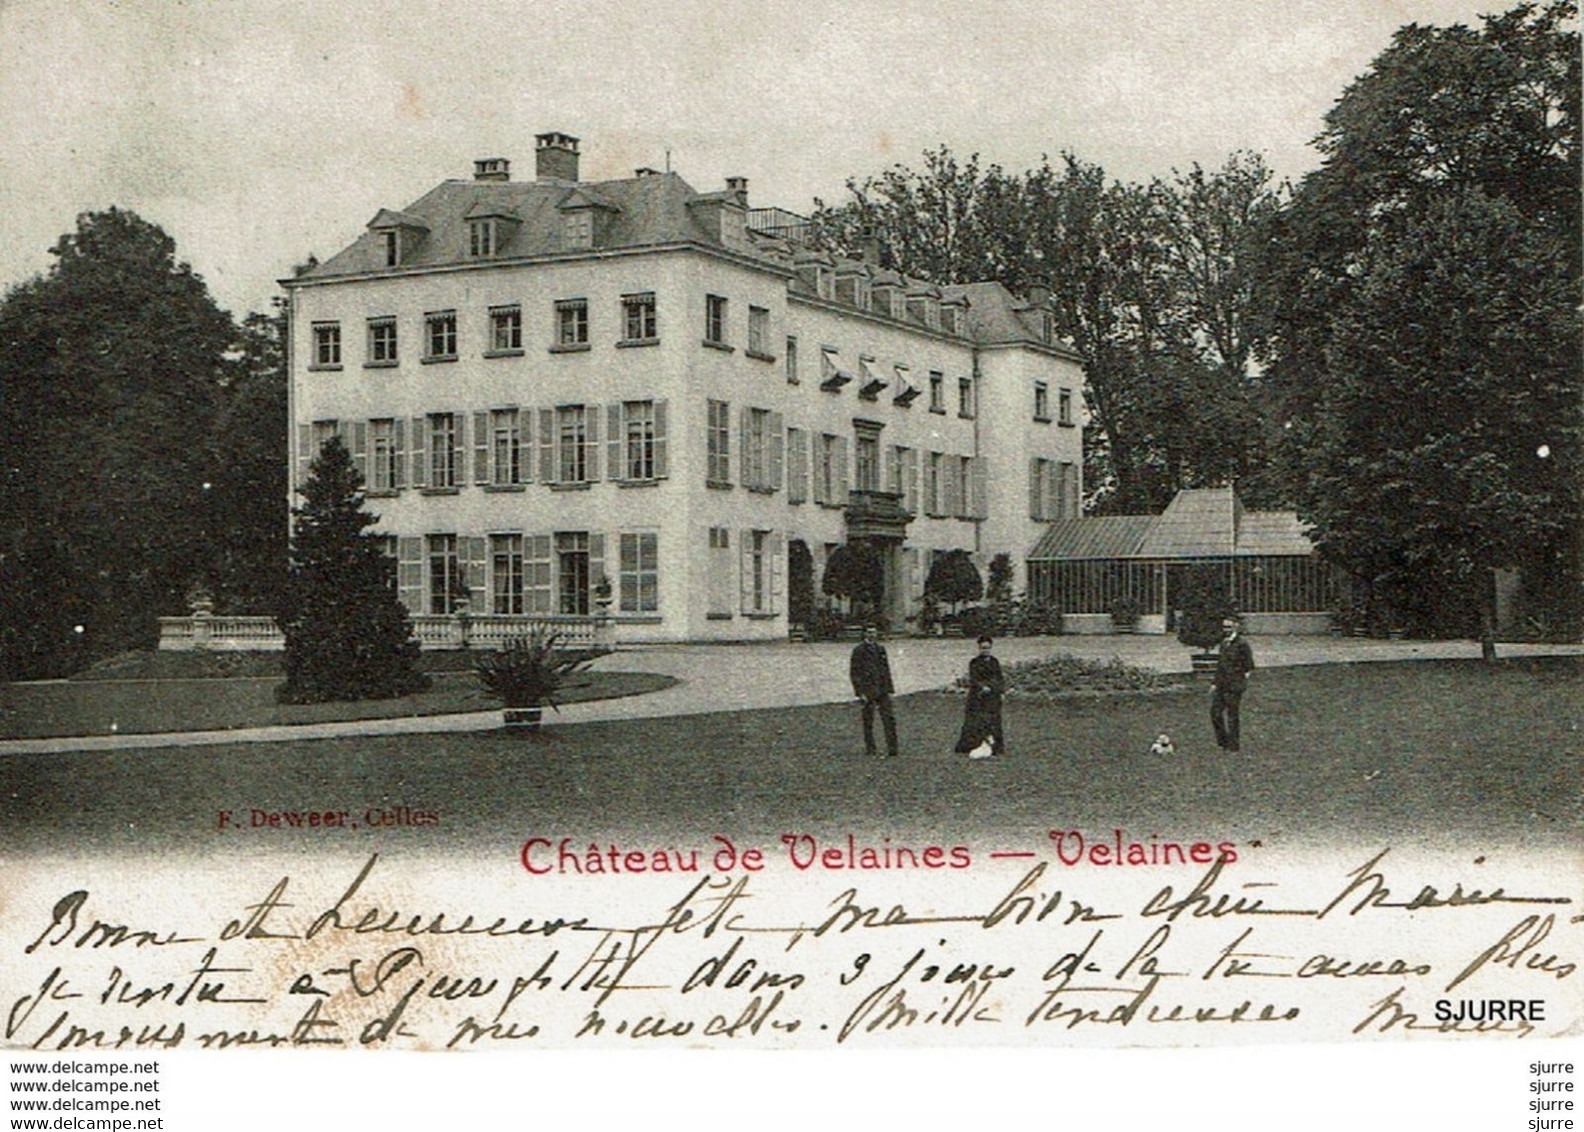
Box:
[850,625,899,757]
[1211,615,1255,751]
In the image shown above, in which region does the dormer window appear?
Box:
[1042,310,1056,344]
[366,209,430,269]
[381,230,399,267]
[469,219,498,258]
[563,211,593,249]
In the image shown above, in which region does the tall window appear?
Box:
[816,433,838,503]
[707,399,731,485]
[427,534,460,614]
[491,408,521,486]
[785,335,798,383]
[370,418,399,492]
[622,292,657,342]
[926,451,942,515]
[619,532,659,613]
[929,372,944,413]
[425,311,457,361]
[748,530,770,613]
[855,433,880,493]
[745,408,770,489]
[367,317,398,365]
[428,413,458,488]
[748,306,769,356]
[958,456,974,518]
[556,531,590,615]
[490,305,522,352]
[1035,381,1051,422]
[1059,387,1074,426]
[705,294,727,344]
[312,322,341,368]
[491,534,524,614]
[624,400,656,481]
[958,376,975,418]
[556,299,588,347]
[557,405,588,483]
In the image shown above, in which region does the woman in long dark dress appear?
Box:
[955,635,1006,758]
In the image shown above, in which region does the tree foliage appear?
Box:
[1265,1,1581,637]
[822,541,884,611]
[278,436,425,703]
[813,149,1285,513]
[925,549,984,612]
[0,209,234,677]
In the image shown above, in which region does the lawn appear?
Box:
[2,657,1578,857]
[0,668,676,739]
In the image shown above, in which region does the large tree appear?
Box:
[1266,1,1581,639]
[278,436,425,703]
[0,208,234,677]
[812,149,1282,513]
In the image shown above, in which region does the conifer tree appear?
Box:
[278,436,425,703]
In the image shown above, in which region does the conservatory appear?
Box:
[1025,488,1339,634]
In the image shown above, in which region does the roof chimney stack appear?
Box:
[473,157,511,182]
[725,176,749,205]
[535,132,581,182]
[634,166,661,178]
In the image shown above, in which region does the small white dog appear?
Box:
[1149,733,1176,756]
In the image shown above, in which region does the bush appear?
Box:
[808,609,848,641]
[953,606,993,638]
[1174,564,1234,651]
[475,630,606,710]
[953,652,1164,698]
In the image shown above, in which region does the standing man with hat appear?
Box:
[850,625,899,758]
[1211,615,1255,752]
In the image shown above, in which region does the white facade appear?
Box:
[285,136,1084,641]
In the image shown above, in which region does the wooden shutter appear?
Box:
[768,411,784,492]
[474,411,490,484]
[1063,461,1078,519]
[392,418,406,490]
[539,409,555,484]
[971,456,987,518]
[787,428,806,504]
[396,537,423,613]
[410,416,427,488]
[464,536,487,611]
[514,410,530,485]
[905,448,919,514]
[739,405,751,488]
[834,436,849,501]
[907,547,920,613]
[351,422,368,485]
[452,411,467,488]
[769,531,784,615]
[295,424,312,491]
[589,532,605,602]
[811,436,825,504]
[653,399,668,479]
[739,532,752,613]
[1029,457,1041,520]
[585,406,601,482]
[607,404,624,483]
[526,534,552,613]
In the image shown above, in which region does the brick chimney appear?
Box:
[535,132,581,182]
[473,157,511,182]
[725,176,749,206]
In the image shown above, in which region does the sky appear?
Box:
[0,0,1511,319]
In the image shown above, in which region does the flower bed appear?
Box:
[951,652,1167,699]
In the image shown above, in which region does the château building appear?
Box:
[284,132,1085,641]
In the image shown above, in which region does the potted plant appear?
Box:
[1175,564,1233,673]
[1109,593,1142,634]
[475,630,604,735]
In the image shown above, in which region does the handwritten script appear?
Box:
[3,844,1579,1050]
